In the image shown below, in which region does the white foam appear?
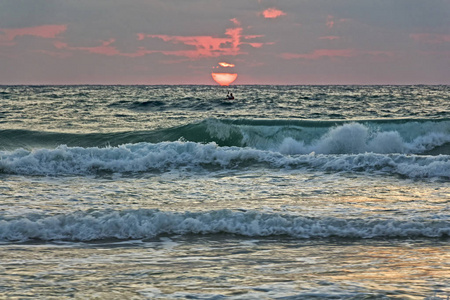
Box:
[0,209,448,242]
[368,131,405,154]
[277,122,450,155]
[0,141,449,179]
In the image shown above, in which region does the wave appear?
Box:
[2,118,450,155]
[1,209,448,242]
[1,118,449,179]
[208,118,450,155]
[0,141,449,179]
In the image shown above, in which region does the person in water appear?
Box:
[226,92,234,100]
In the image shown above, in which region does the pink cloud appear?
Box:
[230,18,241,26]
[247,43,264,48]
[244,34,264,40]
[0,25,67,42]
[54,29,248,59]
[137,33,146,41]
[410,33,450,44]
[54,39,155,58]
[139,20,268,59]
[326,15,335,29]
[0,24,67,46]
[143,34,240,58]
[225,27,243,49]
[261,8,287,19]
[44,19,268,60]
[78,39,121,56]
[54,39,119,56]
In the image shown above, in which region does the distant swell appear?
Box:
[1,209,448,242]
[0,142,449,179]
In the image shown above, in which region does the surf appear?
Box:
[0,141,449,179]
[2,118,449,154]
[1,209,448,242]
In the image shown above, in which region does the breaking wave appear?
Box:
[1,209,448,242]
[1,118,449,155]
[0,141,449,179]
[1,118,449,179]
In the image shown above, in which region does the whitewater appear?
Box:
[0,85,449,299]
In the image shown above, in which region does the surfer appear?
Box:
[226,92,234,100]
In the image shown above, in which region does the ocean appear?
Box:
[0,85,449,299]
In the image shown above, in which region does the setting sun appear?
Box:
[211,72,238,86]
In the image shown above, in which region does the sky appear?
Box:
[1,0,450,85]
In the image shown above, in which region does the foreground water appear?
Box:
[0,85,449,299]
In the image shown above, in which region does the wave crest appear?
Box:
[0,142,449,179]
[278,121,450,155]
[1,209,448,242]
[2,119,449,155]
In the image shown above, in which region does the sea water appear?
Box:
[0,85,449,299]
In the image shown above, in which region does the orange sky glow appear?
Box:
[218,62,235,68]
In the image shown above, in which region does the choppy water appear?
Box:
[0,85,449,299]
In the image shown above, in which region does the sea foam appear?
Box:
[1,209,448,242]
[0,141,449,179]
[277,122,450,155]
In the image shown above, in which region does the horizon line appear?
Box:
[1,83,449,86]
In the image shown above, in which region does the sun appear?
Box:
[211,73,238,86]
[211,61,238,86]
